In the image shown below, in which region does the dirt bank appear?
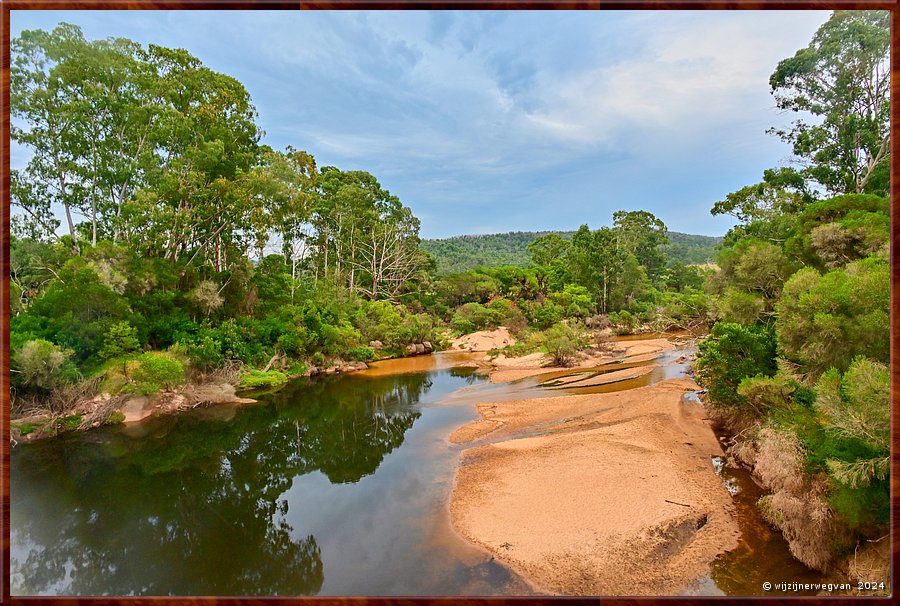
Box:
[449,375,740,596]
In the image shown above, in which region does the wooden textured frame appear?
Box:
[0,1,896,604]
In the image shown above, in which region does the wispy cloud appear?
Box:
[10,9,832,238]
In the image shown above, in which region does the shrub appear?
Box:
[528,300,564,329]
[191,280,224,317]
[776,256,889,377]
[450,302,502,335]
[184,335,225,372]
[277,325,314,357]
[544,322,589,366]
[132,352,185,394]
[488,299,528,334]
[59,414,83,432]
[320,322,362,356]
[346,346,375,362]
[549,284,594,318]
[695,322,777,415]
[13,339,80,391]
[239,370,288,389]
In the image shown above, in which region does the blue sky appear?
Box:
[10,10,831,239]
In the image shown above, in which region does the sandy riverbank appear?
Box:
[449,338,740,596]
[489,337,674,384]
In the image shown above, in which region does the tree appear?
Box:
[568,225,623,313]
[528,232,570,267]
[769,10,890,196]
[544,322,589,367]
[14,339,79,392]
[612,210,668,279]
[314,168,424,299]
[711,182,805,224]
[11,24,93,249]
[99,321,141,375]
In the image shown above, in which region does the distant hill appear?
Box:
[421,230,722,274]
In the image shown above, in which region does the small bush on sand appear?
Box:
[544,322,589,366]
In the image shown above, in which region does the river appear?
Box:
[9,340,825,596]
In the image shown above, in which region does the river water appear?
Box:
[9,341,825,596]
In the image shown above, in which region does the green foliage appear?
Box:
[450,302,502,335]
[13,339,80,392]
[613,209,668,280]
[422,230,719,274]
[521,300,564,330]
[656,289,710,326]
[717,288,766,325]
[184,335,225,372]
[346,346,375,362]
[239,370,288,389]
[488,331,544,358]
[548,284,594,318]
[769,10,889,196]
[543,322,589,367]
[131,352,185,395]
[99,321,141,363]
[827,480,890,531]
[106,411,125,425]
[351,300,433,348]
[784,194,889,270]
[696,323,777,415]
[814,357,889,488]
[423,231,549,274]
[59,415,83,431]
[25,266,131,365]
[16,422,39,436]
[716,239,793,300]
[776,256,888,376]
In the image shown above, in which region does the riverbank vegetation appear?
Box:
[693,10,890,579]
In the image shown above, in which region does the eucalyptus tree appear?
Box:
[11,24,94,249]
[768,10,890,196]
[314,168,425,299]
[612,209,668,279]
[12,24,262,273]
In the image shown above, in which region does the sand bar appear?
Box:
[449,362,740,596]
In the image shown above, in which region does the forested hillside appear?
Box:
[423,230,721,274]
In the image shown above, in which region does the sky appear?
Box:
[10,10,832,239]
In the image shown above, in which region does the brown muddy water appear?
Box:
[9,335,826,596]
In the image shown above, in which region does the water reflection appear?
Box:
[10,370,451,596]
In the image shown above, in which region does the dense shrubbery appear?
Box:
[696,190,890,566]
[131,353,185,395]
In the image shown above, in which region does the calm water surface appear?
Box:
[10,360,528,596]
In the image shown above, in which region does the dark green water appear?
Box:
[9,365,529,596]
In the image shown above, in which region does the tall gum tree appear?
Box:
[768,10,890,196]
